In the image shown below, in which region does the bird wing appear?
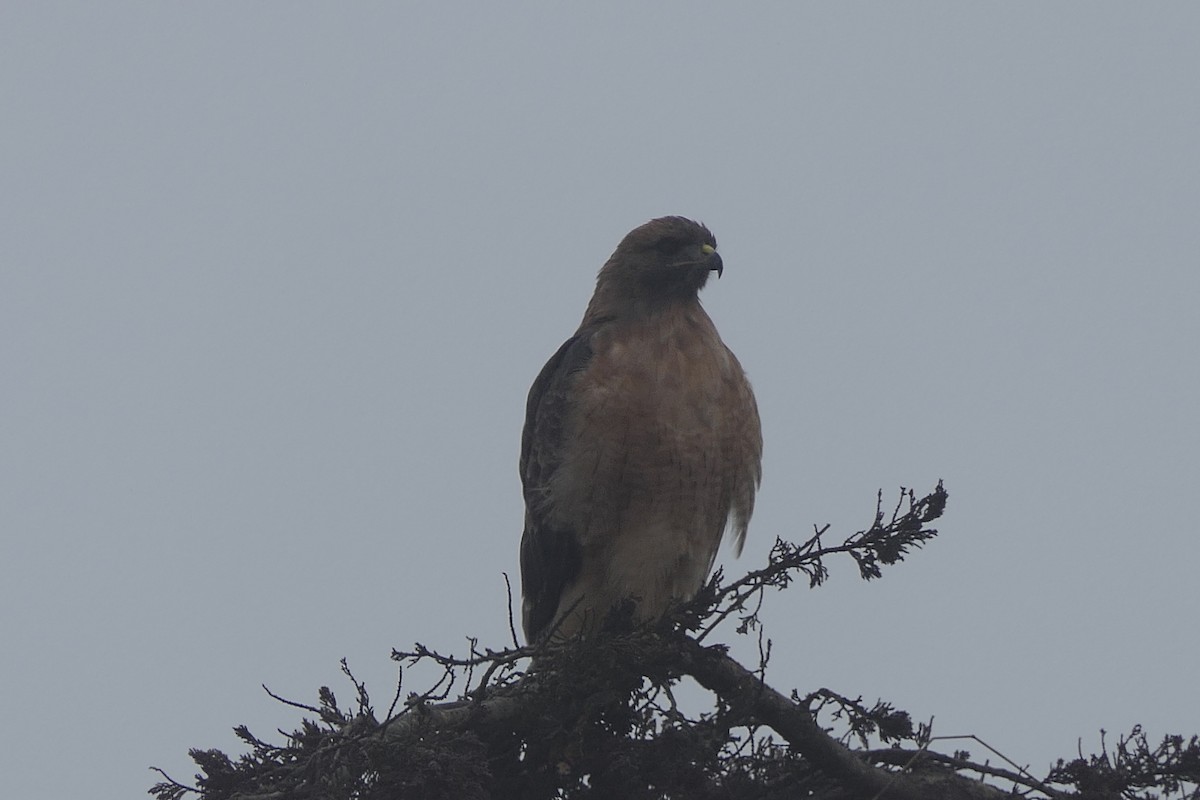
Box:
[518,326,598,641]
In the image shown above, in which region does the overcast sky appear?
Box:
[3,4,1198,798]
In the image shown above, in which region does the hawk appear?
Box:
[519,217,763,642]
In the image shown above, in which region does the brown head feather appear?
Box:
[582,216,722,325]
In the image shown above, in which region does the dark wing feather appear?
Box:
[518,328,597,642]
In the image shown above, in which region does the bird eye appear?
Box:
[655,237,684,255]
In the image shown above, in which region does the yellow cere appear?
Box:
[701,244,717,255]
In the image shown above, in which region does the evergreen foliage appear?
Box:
[152,483,1200,800]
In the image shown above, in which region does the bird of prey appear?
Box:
[519,216,762,643]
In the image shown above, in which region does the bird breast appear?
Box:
[549,305,745,611]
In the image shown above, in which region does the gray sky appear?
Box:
[3,4,1198,797]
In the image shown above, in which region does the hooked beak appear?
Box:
[702,244,723,278]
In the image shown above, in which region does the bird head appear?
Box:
[591,217,723,316]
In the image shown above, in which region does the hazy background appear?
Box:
[3,4,1198,797]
